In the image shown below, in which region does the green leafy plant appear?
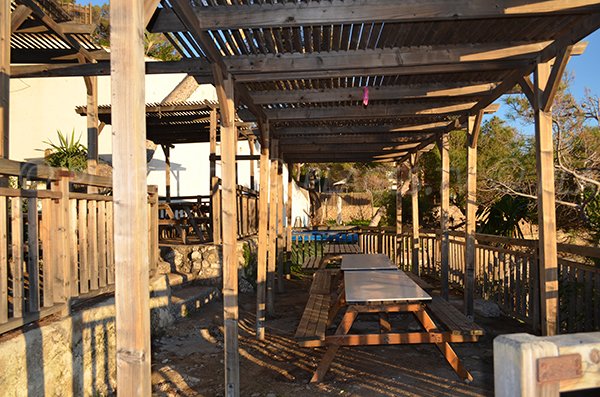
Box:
[44,130,88,171]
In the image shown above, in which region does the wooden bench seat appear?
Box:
[294,294,331,343]
[405,272,434,293]
[310,269,340,295]
[302,256,322,271]
[427,297,484,336]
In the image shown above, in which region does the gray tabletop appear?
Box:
[341,254,397,271]
[344,270,432,303]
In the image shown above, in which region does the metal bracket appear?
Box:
[537,354,582,383]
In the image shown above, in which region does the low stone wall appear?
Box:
[0,276,220,397]
[158,237,258,286]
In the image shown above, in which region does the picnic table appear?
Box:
[340,253,396,271]
[295,254,483,383]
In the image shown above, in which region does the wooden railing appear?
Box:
[0,159,159,334]
[356,227,600,333]
[158,182,259,245]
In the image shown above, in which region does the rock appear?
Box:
[191,250,202,262]
[156,259,172,274]
[474,299,501,318]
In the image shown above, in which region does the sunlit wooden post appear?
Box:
[214,69,240,396]
[465,111,482,319]
[162,144,171,202]
[276,156,285,293]
[267,138,279,315]
[0,0,9,161]
[256,122,270,340]
[395,164,403,267]
[110,0,151,394]
[439,133,450,300]
[248,136,256,190]
[209,109,221,244]
[84,76,98,176]
[410,154,420,275]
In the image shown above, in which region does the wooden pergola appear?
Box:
[4,1,600,395]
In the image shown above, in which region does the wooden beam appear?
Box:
[267,138,279,316]
[214,70,240,395]
[11,4,32,33]
[256,123,270,341]
[518,76,535,105]
[10,59,213,78]
[280,142,422,154]
[149,0,600,32]
[542,45,574,112]
[266,102,486,122]
[1,0,9,159]
[278,133,435,146]
[110,0,151,395]
[534,60,559,336]
[464,114,480,320]
[439,133,450,301]
[274,124,449,136]
[144,0,162,27]
[85,76,98,178]
[251,82,498,104]
[276,158,284,293]
[410,154,420,275]
[228,41,562,74]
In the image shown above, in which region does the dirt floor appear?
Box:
[151,278,530,397]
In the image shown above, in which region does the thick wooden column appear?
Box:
[286,162,293,256]
[276,157,285,293]
[256,123,270,340]
[214,70,240,396]
[465,112,482,319]
[84,76,98,175]
[410,154,420,275]
[395,164,403,267]
[248,136,256,190]
[209,109,221,244]
[535,60,560,336]
[162,144,171,202]
[266,138,279,315]
[0,0,9,159]
[439,133,450,300]
[110,0,151,394]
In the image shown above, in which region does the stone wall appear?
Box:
[158,237,258,287]
[0,274,219,397]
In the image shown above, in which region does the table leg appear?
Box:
[311,306,358,383]
[378,313,392,333]
[413,307,473,382]
[327,285,345,327]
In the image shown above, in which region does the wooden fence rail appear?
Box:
[0,158,159,335]
[356,227,600,333]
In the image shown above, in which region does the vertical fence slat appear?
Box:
[78,200,89,294]
[27,198,39,313]
[11,197,23,318]
[68,199,78,297]
[41,198,53,307]
[88,200,98,291]
[98,201,107,288]
[106,202,115,285]
[0,197,7,323]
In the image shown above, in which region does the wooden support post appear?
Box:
[110,0,151,394]
[51,173,71,305]
[465,112,482,319]
[410,154,420,275]
[248,136,256,190]
[276,157,285,293]
[267,138,279,315]
[439,133,450,300]
[534,59,560,336]
[214,69,240,397]
[395,164,403,268]
[162,144,171,203]
[0,0,9,160]
[209,109,221,244]
[84,76,98,179]
[286,162,293,261]
[256,123,270,340]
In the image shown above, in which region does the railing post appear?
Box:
[148,186,159,275]
[51,170,71,312]
[212,176,222,244]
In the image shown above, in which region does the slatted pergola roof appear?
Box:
[140,0,600,163]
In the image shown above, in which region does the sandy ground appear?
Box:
[151,278,529,397]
